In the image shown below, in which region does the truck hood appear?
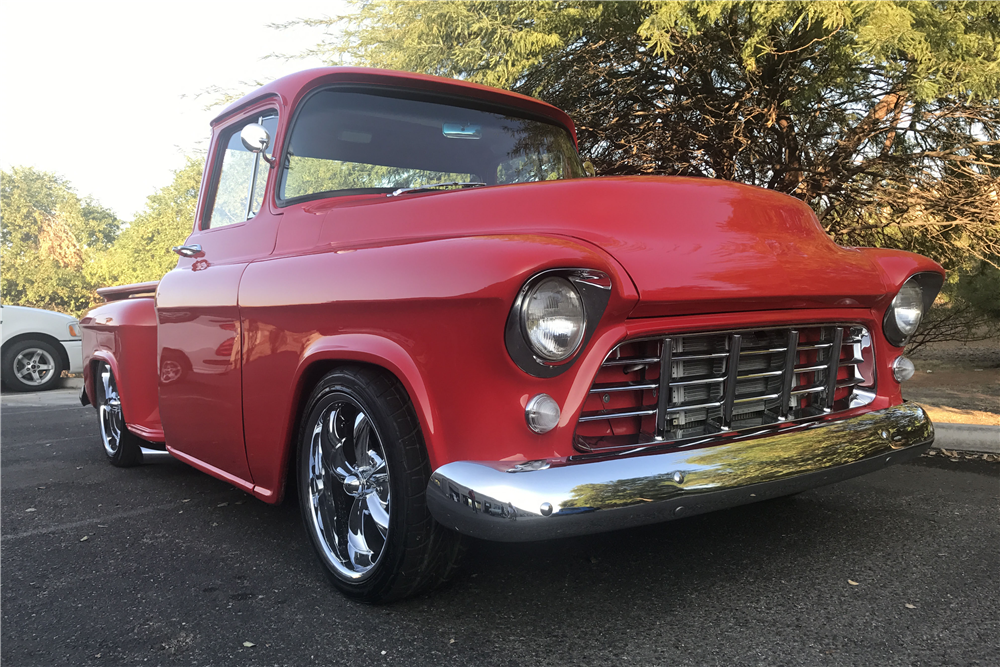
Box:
[317,176,890,317]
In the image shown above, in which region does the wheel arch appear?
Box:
[264,334,436,505]
[85,352,120,411]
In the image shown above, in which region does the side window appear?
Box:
[206,113,278,229]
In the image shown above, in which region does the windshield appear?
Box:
[279,90,584,201]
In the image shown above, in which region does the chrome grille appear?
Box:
[575,325,875,451]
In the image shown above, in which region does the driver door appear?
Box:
[156,107,280,485]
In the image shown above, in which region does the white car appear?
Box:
[0,305,83,392]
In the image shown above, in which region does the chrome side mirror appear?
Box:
[240,123,275,165]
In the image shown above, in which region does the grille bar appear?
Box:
[779,330,799,420]
[823,327,844,410]
[655,338,673,438]
[576,324,877,452]
[721,334,742,429]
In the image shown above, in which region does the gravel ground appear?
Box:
[3,392,999,667]
[904,337,1000,424]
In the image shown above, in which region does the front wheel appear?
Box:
[96,362,144,467]
[297,366,464,602]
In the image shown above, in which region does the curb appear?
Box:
[60,377,84,390]
[933,423,1000,455]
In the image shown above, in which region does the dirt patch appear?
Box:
[904,337,1000,425]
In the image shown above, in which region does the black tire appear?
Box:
[297,366,465,603]
[2,338,64,392]
[95,362,144,467]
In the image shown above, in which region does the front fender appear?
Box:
[238,233,638,503]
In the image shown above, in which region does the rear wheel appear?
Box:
[297,366,464,602]
[2,339,64,392]
[96,363,144,467]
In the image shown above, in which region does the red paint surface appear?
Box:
[80,296,163,443]
[79,68,945,504]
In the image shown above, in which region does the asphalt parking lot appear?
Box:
[2,388,998,666]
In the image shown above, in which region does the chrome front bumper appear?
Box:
[426,403,934,542]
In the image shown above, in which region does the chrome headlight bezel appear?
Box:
[505,269,612,378]
[882,272,944,347]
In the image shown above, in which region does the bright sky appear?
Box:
[1,0,347,220]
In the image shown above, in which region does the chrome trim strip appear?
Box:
[739,347,787,357]
[738,370,784,380]
[602,357,659,367]
[734,392,781,404]
[670,375,727,387]
[665,400,723,413]
[577,408,657,422]
[674,351,731,361]
[589,382,658,394]
[428,404,934,542]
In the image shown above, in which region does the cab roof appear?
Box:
[212,67,577,145]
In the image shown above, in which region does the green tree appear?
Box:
[288,0,1000,343]
[88,158,203,288]
[1,167,120,315]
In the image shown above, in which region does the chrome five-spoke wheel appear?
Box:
[13,347,57,387]
[1,339,64,392]
[306,397,391,580]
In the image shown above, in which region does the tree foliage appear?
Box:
[287,0,1000,344]
[1,161,202,317]
[87,158,203,290]
[1,167,121,314]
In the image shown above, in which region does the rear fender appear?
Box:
[79,296,163,442]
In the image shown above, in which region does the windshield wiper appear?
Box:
[388,181,487,197]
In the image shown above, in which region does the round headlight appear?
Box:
[893,281,924,337]
[884,277,925,347]
[522,277,585,361]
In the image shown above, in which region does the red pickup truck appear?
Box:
[81,67,944,602]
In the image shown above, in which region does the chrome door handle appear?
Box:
[172,244,203,258]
